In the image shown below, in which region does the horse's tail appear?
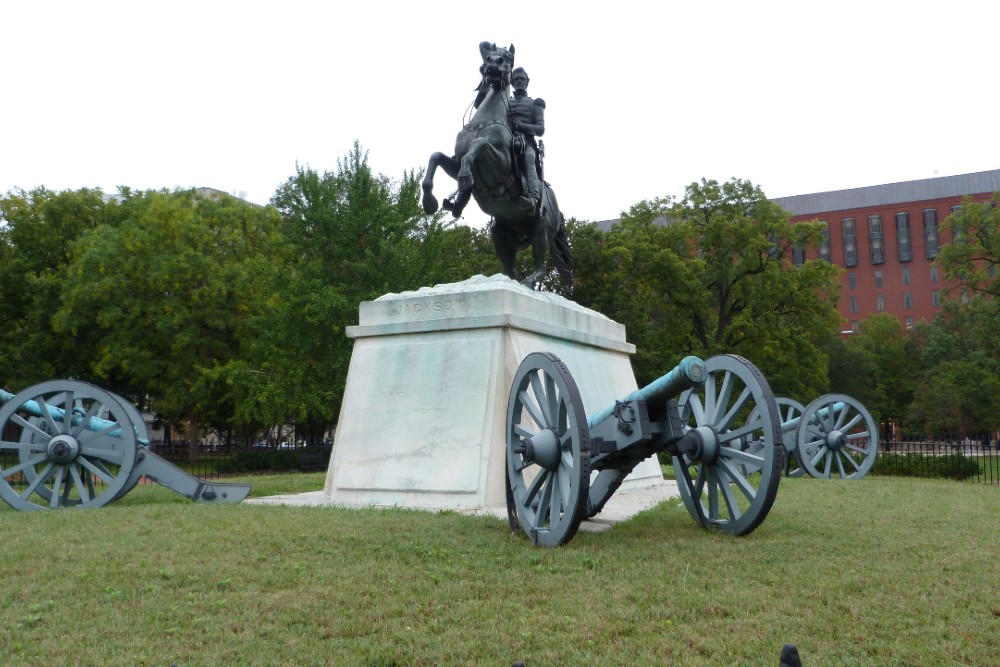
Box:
[550,213,573,286]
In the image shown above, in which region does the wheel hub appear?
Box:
[47,434,81,464]
[519,428,560,470]
[826,430,847,451]
[678,426,720,464]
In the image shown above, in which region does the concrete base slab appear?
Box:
[247,480,680,532]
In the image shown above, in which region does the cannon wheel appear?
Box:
[0,380,138,511]
[674,355,782,536]
[797,394,878,480]
[18,389,150,505]
[750,397,807,477]
[506,352,591,547]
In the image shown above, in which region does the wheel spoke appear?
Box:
[1,453,49,479]
[49,466,66,508]
[704,374,717,424]
[79,446,126,466]
[686,394,706,426]
[718,458,756,502]
[535,473,553,528]
[72,399,103,439]
[548,471,561,525]
[513,423,536,440]
[76,419,124,446]
[708,371,732,423]
[0,438,45,453]
[716,386,752,431]
[70,465,91,503]
[21,463,55,499]
[844,441,870,455]
[78,455,118,483]
[518,389,546,430]
[522,469,548,507]
[544,374,558,429]
[717,421,761,445]
[10,414,51,441]
[706,469,720,521]
[720,445,765,468]
[34,394,65,435]
[527,372,552,426]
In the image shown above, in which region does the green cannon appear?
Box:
[748,394,879,479]
[0,380,251,511]
[505,353,784,546]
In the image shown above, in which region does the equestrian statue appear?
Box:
[421,42,572,287]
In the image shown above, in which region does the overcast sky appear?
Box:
[4,1,998,229]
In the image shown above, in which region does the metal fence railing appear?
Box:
[148,443,334,480]
[873,437,1000,486]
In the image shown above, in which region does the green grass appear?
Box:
[1,473,998,666]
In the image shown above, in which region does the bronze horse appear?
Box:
[421,43,572,287]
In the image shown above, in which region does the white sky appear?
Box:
[3,1,998,229]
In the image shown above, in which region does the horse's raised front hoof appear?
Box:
[422,193,439,215]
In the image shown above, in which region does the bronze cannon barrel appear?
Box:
[586,355,707,429]
[0,388,149,446]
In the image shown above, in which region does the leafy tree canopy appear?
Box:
[569,178,841,399]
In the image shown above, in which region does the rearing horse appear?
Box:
[421,42,572,287]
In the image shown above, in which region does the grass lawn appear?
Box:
[1,472,997,666]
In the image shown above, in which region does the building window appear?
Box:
[818,221,831,262]
[868,215,885,264]
[931,290,940,307]
[902,267,910,285]
[847,272,856,290]
[930,265,939,283]
[842,217,857,267]
[849,296,858,314]
[903,292,912,309]
[923,209,938,259]
[875,270,883,288]
[949,205,967,244]
[792,245,805,266]
[905,317,913,330]
[851,320,859,333]
[895,212,912,262]
[876,294,885,311]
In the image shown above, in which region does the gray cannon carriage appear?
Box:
[504,353,784,547]
[750,394,879,480]
[0,379,251,511]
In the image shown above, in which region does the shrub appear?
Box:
[872,452,981,481]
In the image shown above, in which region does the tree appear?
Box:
[51,188,284,448]
[937,193,1000,299]
[836,314,919,431]
[216,143,492,439]
[568,178,842,399]
[906,300,1000,434]
[0,187,120,387]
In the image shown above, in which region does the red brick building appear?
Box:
[770,169,1000,333]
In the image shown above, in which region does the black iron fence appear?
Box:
[872,436,1000,486]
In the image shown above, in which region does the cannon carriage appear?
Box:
[504,353,785,546]
[0,380,251,511]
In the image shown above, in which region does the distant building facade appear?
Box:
[772,169,1000,333]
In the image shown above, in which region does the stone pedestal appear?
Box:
[322,274,666,511]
